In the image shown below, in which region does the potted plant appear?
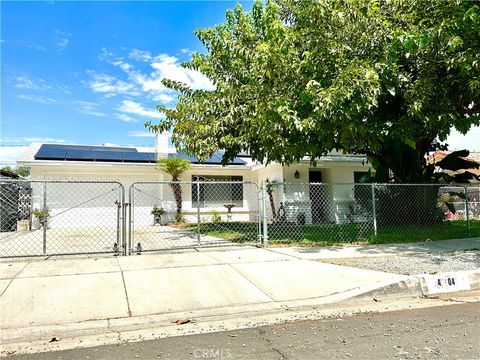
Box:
[32,208,50,229]
[151,205,166,225]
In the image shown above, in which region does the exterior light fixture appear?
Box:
[294,170,300,179]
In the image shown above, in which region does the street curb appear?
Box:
[354,269,480,301]
[418,269,479,297]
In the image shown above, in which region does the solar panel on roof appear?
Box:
[41,144,91,151]
[121,152,151,163]
[40,144,137,152]
[34,147,67,160]
[171,151,247,165]
[170,152,199,163]
[146,153,158,162]
[65,149,95,161]
[94,151,123,162]
[231,157,247,165]
[91,146,137,152]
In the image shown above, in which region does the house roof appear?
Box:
[17,142,368,170]
[428,150,480,178]
[31,144,247,165]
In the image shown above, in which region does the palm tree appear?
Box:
[155,157,192,221]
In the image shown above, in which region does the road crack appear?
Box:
[258,328,288,360]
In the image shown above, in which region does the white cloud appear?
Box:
[446,126,480,151]
[116,113,137,123]
[15,75,52,90]
[86,71,137,97]
[98,47,114,61]
[180,48,192,54]
[17,40,47,52]
[100,142,119,147]
[118,100,163,119]
[0,146,28,166]
[55,30,71,52]
[2,136,66,144]
[127,131,155,138]
[129,49,152,62]
[17,94,56,104]
[154,93,175,103]
[23,137,66,143]
[74,101,107,117]
[88,49,214,104]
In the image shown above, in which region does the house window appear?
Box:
[192,175,243,208]
[353,171,374,207]
[354,171,373,183]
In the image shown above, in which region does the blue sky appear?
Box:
[0,1,478,166]
[0,1,251,165]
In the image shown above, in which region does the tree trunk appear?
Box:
[169,182,182,215]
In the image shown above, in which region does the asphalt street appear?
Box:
[12,302,480,360]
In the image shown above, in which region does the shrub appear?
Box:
[210,211,222,223]
[174,213,185,223]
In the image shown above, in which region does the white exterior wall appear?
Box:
[28,163,256,226]
[27,163,163,229]
[24,156,372,227]
[282,164,314,224]
[321,164,372,223]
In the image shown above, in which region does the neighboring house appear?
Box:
[15,133,373,225]
[428,150,480,181]
[428,150,480,218]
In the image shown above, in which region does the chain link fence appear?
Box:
[260,182,480,245]
[1,179,478,258]
[0,180,124,257]
[128,181,261,253]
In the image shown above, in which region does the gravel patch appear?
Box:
[323,251,480,275]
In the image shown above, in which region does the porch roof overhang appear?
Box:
[250,155,368,171]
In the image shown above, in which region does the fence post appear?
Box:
[128,185,134,255]
[116,200,121,253]
[257,184,263,243]
[465,186,471,237]
[42,182,47,255]
[371,183,377,236]
[261,180,269,247]
[120,185,126,256]
[197,181,201,245]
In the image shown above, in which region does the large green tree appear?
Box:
[147,0,480,183]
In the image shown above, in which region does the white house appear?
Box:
[16,133,374,226]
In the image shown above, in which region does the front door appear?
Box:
[309,171,324,223]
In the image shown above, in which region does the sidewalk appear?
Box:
[1,239,479,355]
[267,238,480,259]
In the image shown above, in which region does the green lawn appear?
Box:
[184,220,480,246]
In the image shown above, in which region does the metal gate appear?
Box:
[128,181,262,253]
[0,179,125,257]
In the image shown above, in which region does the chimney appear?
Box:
[155,131,170,155]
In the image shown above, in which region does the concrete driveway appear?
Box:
[0,225,232,257]
[0,247,400,331]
